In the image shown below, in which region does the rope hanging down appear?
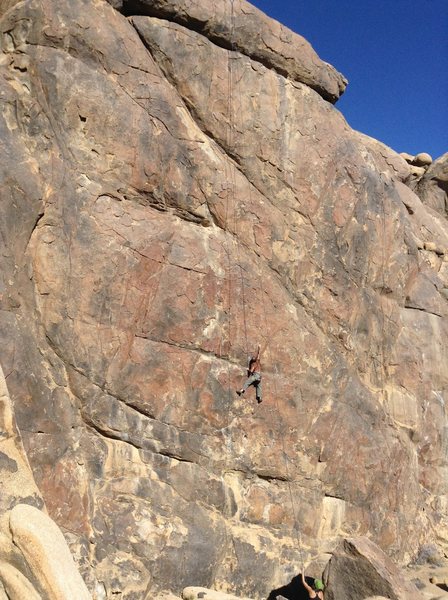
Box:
[258,255,305,574]
[226,0,249,358]
[222,0,306,574]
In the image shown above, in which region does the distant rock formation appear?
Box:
[0,0,447,598]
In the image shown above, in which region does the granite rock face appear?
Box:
[0,366,92,599]
[324,537,423,600]
[106,0,347,102]
[417,153,448,217]
[0,0,447,598]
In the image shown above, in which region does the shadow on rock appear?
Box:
[267,574,310,600]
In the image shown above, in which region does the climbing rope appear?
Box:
[377,182,401,515]
[220,0,236,415]
[258,265,306,573]
[227,0,250,359]
[221,0,306,573]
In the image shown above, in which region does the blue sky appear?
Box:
[250,0,448,160]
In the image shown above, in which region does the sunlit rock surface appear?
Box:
[324,537,423,600]
[0,0,447,597]
[0,366,91,599]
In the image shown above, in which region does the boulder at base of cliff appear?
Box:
[323,537,423,600]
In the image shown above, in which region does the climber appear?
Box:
[236,344,262,403]
[301,573,324,599]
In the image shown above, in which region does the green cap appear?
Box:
[314,579,324,590]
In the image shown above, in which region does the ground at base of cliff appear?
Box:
[407,564,448,599]
[154,565,448,600]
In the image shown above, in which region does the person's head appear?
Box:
[313,579,324,592]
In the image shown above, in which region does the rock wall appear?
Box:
[0,365,92,599]
[0,0,447,598]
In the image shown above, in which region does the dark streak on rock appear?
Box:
[0,451,18,473]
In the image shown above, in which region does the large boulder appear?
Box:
[9,504,91,600]
[413,153,433,168]
[324,537,423,600]
[0,364,91,600]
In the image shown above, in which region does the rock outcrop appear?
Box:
[417,153,448,216]
[324,537,423,600]
[0,0,447,598]
[107,0,347,103]
[400,152,434,189]
[0,365,91,599]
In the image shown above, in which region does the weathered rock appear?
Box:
[110,0,347,102]
[0,0,447,598]
[183,587,254,600]
[405,564,448,600]
[0,0,21,17]
[400,152,415,164]
[324,537,424,600]
[0,563,41,600]
[0,365,91,600]
[429,569,448,588]
[10,504,91,600]
[413,153,433,167]
[410,165,426,177]
[0,367,42,530]
[417,153,448,216]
